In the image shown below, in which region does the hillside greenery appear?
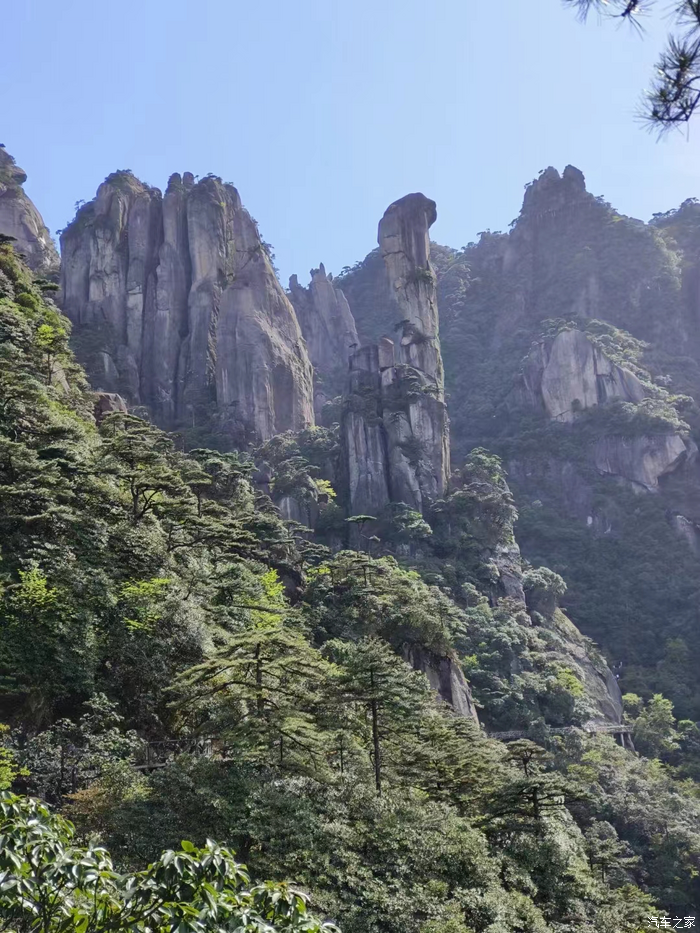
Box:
[2,236,700,929]
[338,176,700,726]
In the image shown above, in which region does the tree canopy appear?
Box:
[565,0,700,130]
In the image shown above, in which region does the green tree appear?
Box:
[584,820,639,885]
[0,725,25,790]
[97,413,192,526]
[566,1,700,131]
[0,792,336,933]
[18,694,142,804]
[626,692,681,759]
[324,636,431,793]
[174,620,333,774]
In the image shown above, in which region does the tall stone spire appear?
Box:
[342,193,450,517]
[60,170,314,443]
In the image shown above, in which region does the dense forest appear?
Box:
[2,150,700,931]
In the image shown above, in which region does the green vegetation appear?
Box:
[0,792,334,933]
[566,1,700,132]
[3,237,700,928]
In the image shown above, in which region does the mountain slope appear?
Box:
[2,157,700,925]
[338,166,700,721]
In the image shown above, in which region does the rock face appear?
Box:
[60,171,314,444]
[516,329,646,422]
[0,148,59,275]
[342,194,449,517]
[512,328,691,490]
[537,610,624,725]
[592,433,688,490]
[94,392,128,423]
[288,264,358,417]
[403,644,479,722]
[343,345,392,515]
[378,193,443,383]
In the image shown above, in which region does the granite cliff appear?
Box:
[0,153,658,727]
[341,193,449,518]
[338,165,700,719]
[60,170,314,445]
[0,147,59,275]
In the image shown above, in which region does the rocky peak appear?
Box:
[0,148,28,185]
[0,147,59,275]
[342,194,450,518]
[60,170,314,444]
[288,263,359,418]
[520,164,590,221]
[378,193,443,387]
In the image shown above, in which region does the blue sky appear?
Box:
[3,0,699,283]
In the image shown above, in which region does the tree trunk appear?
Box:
[370,669,381,794]
[255,643,264,717]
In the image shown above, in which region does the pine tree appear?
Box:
[97,413,193,526]
[173,620,333,774]
[324,636,431,793]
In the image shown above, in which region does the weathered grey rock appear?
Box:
[289,264,358,417]
[592,433,688,490]
[493,541,527,603]
[343,346,391,516]
[342,194,450,518]
[61,172,161,402]
[520,164,588,221]
[538,609,624,725]
[378,193,442,383]
[94,392,128,423]
[403,644,479,722]
[0,148,59,275]
[277,494,318,529]
[669,512,700,554]
[382,382,449,512]
[60,171,314,443]
[510,327,690,491]
[149,174,190,424]
[516,329,647,422]
[379,194,449,502]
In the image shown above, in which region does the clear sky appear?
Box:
[3,0,699,284]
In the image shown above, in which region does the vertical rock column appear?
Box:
[207,181,315,441]
[378,193,450,508]
[148,173,193,425]
[342,193,450,517]
[60,172,162,403]
[60,170,314,442]
[343,345,392,516]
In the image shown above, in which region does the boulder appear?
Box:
[94,392,128,423]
